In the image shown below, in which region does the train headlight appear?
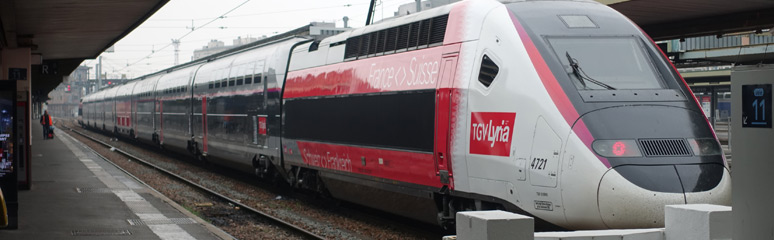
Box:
[687,138,722,156]
[592,140,642,157]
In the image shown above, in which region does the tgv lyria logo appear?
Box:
[470,112,516,157]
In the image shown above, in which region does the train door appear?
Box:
[151,96,157,139]
[157,100,163,144]
[260,73,268,147]
[252,73,267,148]
[528,117,561,188]
[435,54,457,186]
[130,96,135,136]
[201,96,208,154]
[186,71,197,154]
[100,100,105,130]
[251,60,268,150]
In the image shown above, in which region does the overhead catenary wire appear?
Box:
[148,3,364,21]
[90,0,413,77]
[116,0,253,72]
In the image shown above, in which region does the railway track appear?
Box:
[59,123,326,240]
[58,120,443,240]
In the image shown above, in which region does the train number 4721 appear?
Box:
[531,158,547,170]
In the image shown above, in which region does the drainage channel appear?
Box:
[60,125,326,240]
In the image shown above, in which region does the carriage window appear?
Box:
[478,54,499,87]
[256,74,263,84]
[237,77,244,85]
[245,75,252,84]
[209,83,214,89]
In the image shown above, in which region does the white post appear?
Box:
[456,211,533,240]
[665,204,731,240]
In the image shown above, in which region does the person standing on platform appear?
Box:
[40,110,52,139]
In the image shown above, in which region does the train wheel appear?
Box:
[435,187,458,231]
[264,168,287,191]
[253,155,271,179]
[197,154,207,165]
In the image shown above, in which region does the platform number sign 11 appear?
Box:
[742,84,772,128]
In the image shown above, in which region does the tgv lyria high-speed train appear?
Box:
[82,0,730,230]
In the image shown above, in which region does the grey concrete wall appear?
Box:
[731,64,774,240]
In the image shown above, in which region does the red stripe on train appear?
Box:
[296,141,442,188]
[284,47,447,99]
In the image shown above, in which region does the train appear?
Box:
[81,0,731,230]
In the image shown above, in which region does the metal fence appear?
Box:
[681,34,774,51]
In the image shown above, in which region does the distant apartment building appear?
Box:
[193,36,260,61]
[308,22,347,38]
[394,0,459,17]
[192,22,348,61]
[47,66,89,118]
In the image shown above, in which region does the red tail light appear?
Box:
[612,141,626,156]
[592,140,642,158]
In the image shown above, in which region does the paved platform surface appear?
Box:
[0,123,230,239]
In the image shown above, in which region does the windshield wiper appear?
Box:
[565,52,616,90]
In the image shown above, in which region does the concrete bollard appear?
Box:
[456,210,534,240]
[665,204,732,240]
[534,229,664,240]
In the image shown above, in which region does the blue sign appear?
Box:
[742,84,772,128]
[8,68,26,80]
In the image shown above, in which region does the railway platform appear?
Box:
[0,123,230,239]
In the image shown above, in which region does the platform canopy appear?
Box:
[0,0,168,101]
[601,0,774,41]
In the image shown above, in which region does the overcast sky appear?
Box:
[83,0,417,79]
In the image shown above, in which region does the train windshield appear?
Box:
[549,37,664,90]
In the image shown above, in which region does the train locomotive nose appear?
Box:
[597,164,731,228]
[576,106,732,228]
